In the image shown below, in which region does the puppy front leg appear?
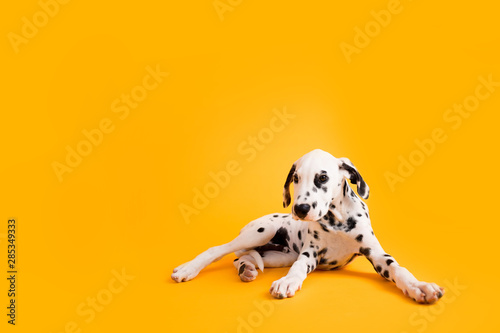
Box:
[359,237,444,304]
[269,251,317,299]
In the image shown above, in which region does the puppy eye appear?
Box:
[319,175,329,183]
[293,174,299,183]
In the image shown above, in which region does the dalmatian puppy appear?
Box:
[172,149,444,303]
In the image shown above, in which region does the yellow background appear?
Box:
[1,0,499,332]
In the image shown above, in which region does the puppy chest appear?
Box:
[314,231,359,269]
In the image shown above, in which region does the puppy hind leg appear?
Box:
[172,218,279,283]
[234,254,260,282]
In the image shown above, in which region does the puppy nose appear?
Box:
[294,204,311,219]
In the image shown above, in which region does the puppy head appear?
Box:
[283,149,369,221]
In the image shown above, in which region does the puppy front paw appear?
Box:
[404,281,444,304]
[269,276,302,299]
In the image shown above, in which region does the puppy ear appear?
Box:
[339,158,369,199]
[283,164,296,208]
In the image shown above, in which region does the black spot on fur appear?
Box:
[319,258,327,265]
[306,191,310,197]
[345,217,357,232]
[302,252,310,258]
[355,234,363,242]
[271,227,290,245]
[257,227,265,233]
[282,215,287,218]
[312,187,318,193]
[329,260,338,265]
[318,248,327,256]
[254,244,286,254]
[313,174,324,189]
[359,247,371,257]
[254,227,291,254]
[383,254,392,257]
[376,265,382,272]
[298,230,302,240]
[343,182,348,196]
[357,213,362,217]
[383,270,390,278]
[313,251,317,258]
[386,259,394,266]
[239,264,246,275]
[371,230,374,235]
[234,258,238,262]
[313,231,320,240]
[293,243,300,253]
[312,202,317,209]
[320,223,329,232]
[273,215,279,217]
[326,211,336,227]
